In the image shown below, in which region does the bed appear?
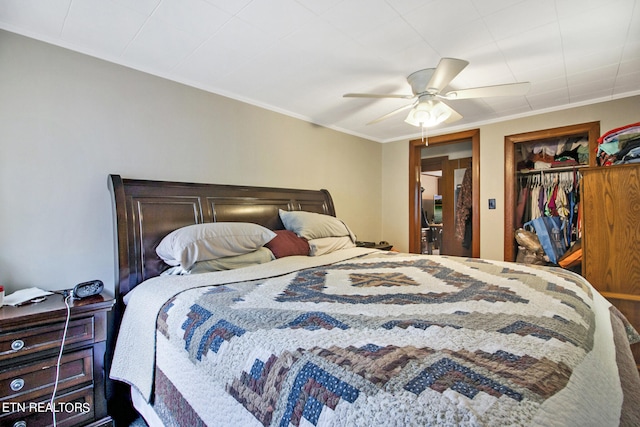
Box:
[107,174,640,427]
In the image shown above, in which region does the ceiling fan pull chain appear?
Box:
[423,126,429,146]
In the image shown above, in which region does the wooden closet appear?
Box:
[582,164,640,368]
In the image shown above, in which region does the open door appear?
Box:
[440,157,472,257]
[419,153,472,256]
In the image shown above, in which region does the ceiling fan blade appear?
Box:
[367,102,417,125]
[426,58,469,92]
[343,93,414,99]
[443,82,531,100]
[441,101,463,123]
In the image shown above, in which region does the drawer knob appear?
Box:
[11,340,25,351]
[10,378,25,392]
[13,422,27,427]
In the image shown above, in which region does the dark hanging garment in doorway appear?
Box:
[455,166,473,249]
[420,187,429,228]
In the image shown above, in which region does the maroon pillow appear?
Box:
[265,230,310,258]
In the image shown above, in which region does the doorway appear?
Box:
[503,122,599,261]
[409,129,480,256]
[420,147,472,256]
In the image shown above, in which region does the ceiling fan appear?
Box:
[344,58,531,128]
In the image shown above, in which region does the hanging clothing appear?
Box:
[555,186,569,218]
[515,186,530,229]
[517,170,582,248]
[455,166,473,248]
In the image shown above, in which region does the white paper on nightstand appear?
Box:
[3,287,54,306]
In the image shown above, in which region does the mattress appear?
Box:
[110,248,640,426]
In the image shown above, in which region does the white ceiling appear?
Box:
[1,0,638,143]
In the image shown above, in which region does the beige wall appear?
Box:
[0,31,382,293]
[381,95,640,258]
[2,30,637,294]
[381,140,409,251]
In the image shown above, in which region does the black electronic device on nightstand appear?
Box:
[72,280,104,299]
[357,241,393,251]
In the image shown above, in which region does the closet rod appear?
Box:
[517,164,587,175]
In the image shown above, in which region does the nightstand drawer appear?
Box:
[0,384,94,427]
[0,318,94,361]
[0,348,93,402]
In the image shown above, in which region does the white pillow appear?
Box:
[156,222,276,270]
[308,236,356,256]
[162,247,275,275]
[279,210,356,242]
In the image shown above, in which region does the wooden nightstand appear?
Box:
[0,293,114,427]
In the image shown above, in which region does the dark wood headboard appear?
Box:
[108,174,335,299]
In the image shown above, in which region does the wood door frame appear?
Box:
[409,129,480,255]
[503,121,600,261]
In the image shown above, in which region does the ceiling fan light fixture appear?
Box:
[404,100,451,128]
[345,58,528,129]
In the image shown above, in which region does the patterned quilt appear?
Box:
[111,249,640,426]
